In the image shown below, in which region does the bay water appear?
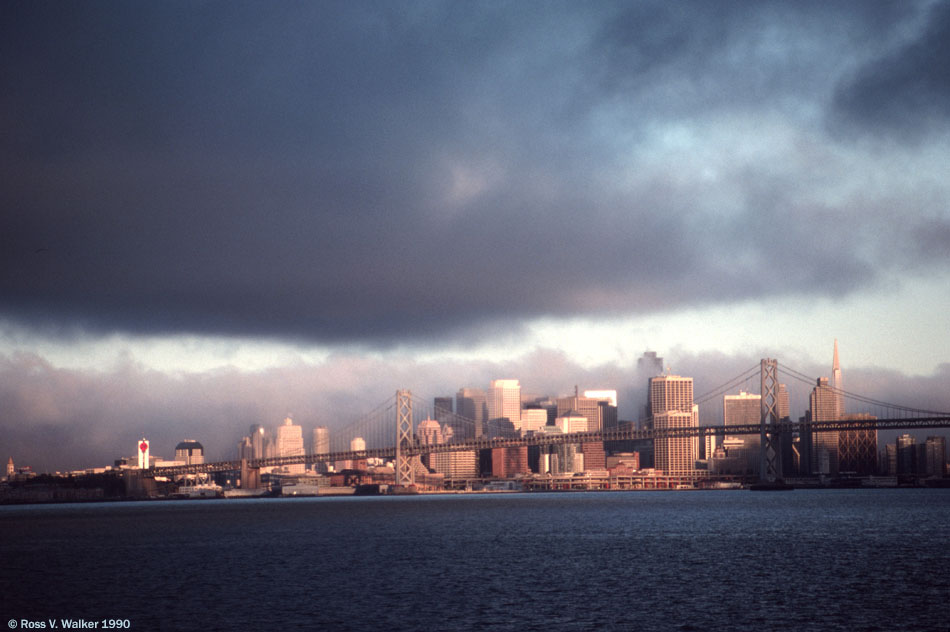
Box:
[2,489,948,631]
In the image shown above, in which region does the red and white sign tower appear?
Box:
[137,438,150,469]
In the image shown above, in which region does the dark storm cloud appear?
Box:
[831,1,950,139]
[1,1,946,345]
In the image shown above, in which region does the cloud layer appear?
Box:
[2,1,949,345]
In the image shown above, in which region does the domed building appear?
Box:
[175,440,205,465]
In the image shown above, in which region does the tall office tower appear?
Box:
[649,375,693,416]
[434,397,454,421]
[724,392,762,475]
[778,384,791,420]
[638,351,664,375]
[703,432,715,461]
[249,424,274,460]
[312,426,330,473]
[838,414,878,475]
[884,443,897,475]
[175,440,205,465]
[520,408,548,434]
[924,436,947,476]
[896,434,916,475]
[456,388,488,439]
[276,417,305,474]
[557,393,607,432]
[650,375,697,474]
[488,379,522,430]
[809,377,840,474]
[238,436,253,460]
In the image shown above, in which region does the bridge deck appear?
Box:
[146,416,950,476]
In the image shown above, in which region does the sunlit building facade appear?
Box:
[809,377,839,474]
[456,388,487,439]
[276,417,305,474]
[650,375,697,474]
[488,379,522,431]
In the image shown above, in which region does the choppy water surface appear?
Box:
[2,489,948,631]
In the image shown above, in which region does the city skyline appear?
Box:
[2,2,950,470]
[5,343,950,473]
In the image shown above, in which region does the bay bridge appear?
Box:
[147,359,950,488]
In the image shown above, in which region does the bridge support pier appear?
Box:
[240,459,261,490]
[123,469,157,498]
[759,358,783,482]
[395,390,415,488]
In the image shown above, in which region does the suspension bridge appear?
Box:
[146,358,950,488]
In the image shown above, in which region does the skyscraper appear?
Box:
[924,436,947,476]
[557,393,609,432]
[809,377,839,474]
[638,351,664,376]
[896,434,916,475]
[434,397,454,421]
[276,417,305,474]
[487,379,522,430]
[777,384,790,421]
[650,375,697,474]
[248,424,274,460]
[312,426,330,473]
[456,387,488,439]
[724,392,761,475]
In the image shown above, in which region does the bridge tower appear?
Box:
[395,390,415,487]
[759,358,783,482]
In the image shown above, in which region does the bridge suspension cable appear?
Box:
[694,364,761,406]
[777,364,950,417]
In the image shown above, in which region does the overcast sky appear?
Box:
[2,1,950,470]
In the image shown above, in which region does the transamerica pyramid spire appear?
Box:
[832,339,843,418]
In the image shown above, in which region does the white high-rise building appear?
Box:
[276,417,305,474]
[137,438,150,470]
[488,379,522,430]
[650,375,698,474]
